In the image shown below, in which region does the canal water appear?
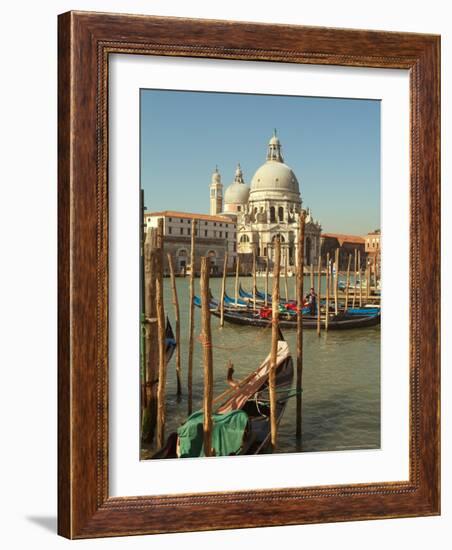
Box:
[141,274,380,458]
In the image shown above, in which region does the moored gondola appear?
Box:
[210,307,380,330]
[193,295,379,329]
[152,336,294,458]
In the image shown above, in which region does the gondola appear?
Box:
[240,284,380,315]
[223,292,250,308]
[210,307,381,330]
[239,283,297,306]
[165,317,177,364]
[152,335,294,458]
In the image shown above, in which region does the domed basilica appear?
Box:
[210,132,322,270]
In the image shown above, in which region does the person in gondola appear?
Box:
[307,287,317,315]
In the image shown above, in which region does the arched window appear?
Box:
[271,234,285,243]
[178,249,188,257]
[278,206,284,221]
[270,206,276,223]
[208,250,217,257]
[240,234,250,243]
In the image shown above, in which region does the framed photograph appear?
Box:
[58,11,440,538]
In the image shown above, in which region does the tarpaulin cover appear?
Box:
[177,410,249,458]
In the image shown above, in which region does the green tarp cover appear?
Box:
[177,410,249,458]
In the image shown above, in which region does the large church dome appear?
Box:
[224,164,249,206]
[249,132,301,203]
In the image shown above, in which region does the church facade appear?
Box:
[210,132,322,271]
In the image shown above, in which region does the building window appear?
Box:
[169,218,172,222]
[168,227,172,235]
[180,228,183,235]
[225,232,228,238]
[219,231,222,238]
[240,234,250,243]
[188,228,191,235]
[270,206,276,223]
[220,223,222,227]
[214,222,217,226]
[204,230,208,237]
[237,206,241,211]
[180,218,183,223]
[213,231,217,237]
[226,224,228,228]
[278,206,284,221]
[205,221,208,226]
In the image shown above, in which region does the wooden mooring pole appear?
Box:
[270,236,281,451]
[156,219,167,449]
[234,254,240,306]
[366,259,370,301]
[142,229,158,443]
[310,263,314,291]
[265,252,269,306]
[316,254,321,337]
[167,253,182,398]
[200,256,214,457]
[353,249,357,308]
[358,250,363,307]
[334,248,339,315]
[187,218,196,415]
[345,253,351,312]
[284,251,289,303]
[325,252,330,331]
[296,211,306,439]
[220,253,228,327]
[252,244,257,311]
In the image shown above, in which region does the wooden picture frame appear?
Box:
[58,11,440,538]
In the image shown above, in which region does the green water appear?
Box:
[142,275,380,457]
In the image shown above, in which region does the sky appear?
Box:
[140,89,380,236]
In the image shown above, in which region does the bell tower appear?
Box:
[210,166,223,215]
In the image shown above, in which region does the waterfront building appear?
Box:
[320,233,366,269]
[214,131,322,272]
[365,229,381,275]
[145,211,236,275]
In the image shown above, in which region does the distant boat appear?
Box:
[152,335,294,458]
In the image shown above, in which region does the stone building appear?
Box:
[145,211,236,275]
[365,229,381,275]
[320,233,366,270]
[210,131,322,272]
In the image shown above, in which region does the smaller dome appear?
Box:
[269,135,280,146]
[224,183,249,205]
[224,163,249,205]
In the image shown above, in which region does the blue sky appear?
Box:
[140,89,380,236]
